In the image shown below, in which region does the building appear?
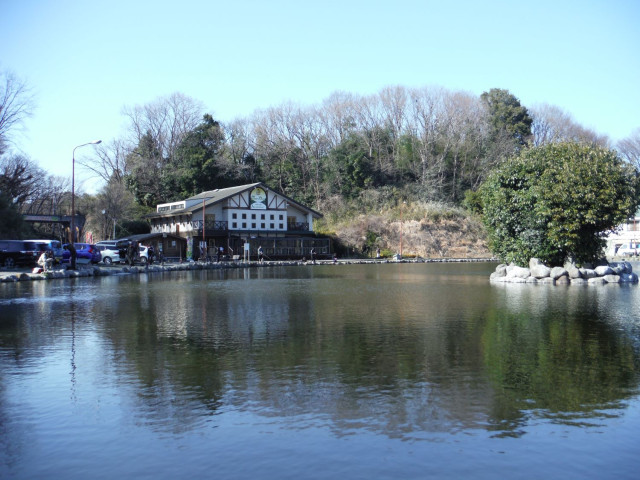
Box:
[146,183,328,261]
[605,208,640,256]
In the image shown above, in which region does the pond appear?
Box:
[1,262,639,479]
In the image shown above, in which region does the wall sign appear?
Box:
[250,187,267,209]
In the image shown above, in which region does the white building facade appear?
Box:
[147,183,327,260]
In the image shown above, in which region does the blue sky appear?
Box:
[2,0,639,192]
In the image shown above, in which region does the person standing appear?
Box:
[258,245,264,263]
[310,248,316,264]
[67,243,77,270]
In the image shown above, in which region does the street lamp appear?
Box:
[70,140,102,243]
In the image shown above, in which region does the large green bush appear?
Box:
[480,143,639,266]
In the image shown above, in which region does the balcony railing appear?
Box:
[192,220,229,232]
[191,219,310,233]
[288,222,309,231]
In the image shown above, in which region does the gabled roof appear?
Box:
[147,182,322,218]
[187,183,261,203]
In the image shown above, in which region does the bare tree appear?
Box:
[92,180,137,241]
[530,103,609,147]
[120,92,205,205]
[319,91,359,147]
[0,70,35,154]
[77,138,129,185]
[122,92,204,162]
[617,128,640,170]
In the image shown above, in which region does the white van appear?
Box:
[615,243,639,257]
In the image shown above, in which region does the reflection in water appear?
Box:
[485,283,639,436]
[1,263,639,478]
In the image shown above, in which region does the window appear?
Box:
[252,223,256,228]
[232,213,237,219]
[251,213,256,220]
[242,213,246,219]
[270,223,274,229]
[261,214,265,220]
[270,214,274,220]
[279,224,284,229]
[242,222,247,228]
[232,222,237,228]
[261,223,265,229]
[279,214,283,220]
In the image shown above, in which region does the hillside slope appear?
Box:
[319,202,492,259]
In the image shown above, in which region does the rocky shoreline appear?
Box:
[0,257,497,283]
[490,258,639,285]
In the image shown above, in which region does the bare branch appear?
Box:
[0,70,36,154]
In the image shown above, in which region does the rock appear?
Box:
[529,258,543,269]
[603,275,620,283]
[555,276,570,285]
[595,265,613,276]
[530,264,551,278]
[620,273,639,283]
[570,278,587,285]
[538,277,555,284]
[507,266,530,279]
[566,265,582,279]
[588,277,607,284]
[493,265,507,277]
[579,268,598,279]
[550,267,568,280]
[526,276,538,283]
[609,264,625,275]
[509,276,528,283]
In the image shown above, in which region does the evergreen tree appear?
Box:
[480,142,639,266]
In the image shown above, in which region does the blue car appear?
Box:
[62,243,102,265]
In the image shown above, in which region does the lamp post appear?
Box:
[70,140,102,244]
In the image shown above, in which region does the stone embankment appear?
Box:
[490,258,638,285]
[0,257,496,283]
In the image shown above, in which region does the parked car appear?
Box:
[95,242,122,265]
[0,240,42,267]
[115,239,149,265]
[61,243,102,265]
[616,243,639,257]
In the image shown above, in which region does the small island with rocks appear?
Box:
[490,258,638,285]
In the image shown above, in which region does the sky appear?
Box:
[2,0,639,193]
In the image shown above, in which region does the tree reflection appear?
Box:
[2,266,639,441]
[482,285,639,436]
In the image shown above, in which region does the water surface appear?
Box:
[1,263,639,479]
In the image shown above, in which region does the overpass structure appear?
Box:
[22,214,86,240]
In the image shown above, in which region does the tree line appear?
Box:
[1,67,640,241]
